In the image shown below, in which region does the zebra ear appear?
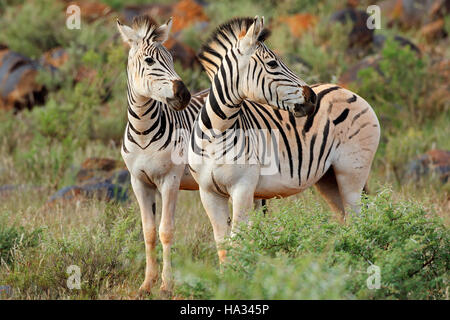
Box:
[239,16,264,54]
[153,17,173,44]
[117,19,139,47]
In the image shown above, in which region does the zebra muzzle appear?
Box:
[293,102,315,117]
[168,80,191,111]
[293,86,317,117]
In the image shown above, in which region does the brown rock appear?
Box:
[171,0,209,33]
[277,13,317,39]
[64,0,112,22]
[41,47,69,68]
[420,18,446,40]
[0,50,46,112]
[330,8,374,48]
[76,157,124,184]
[164,38,199,69]
[406,149,450,183]
[379,0,449,33]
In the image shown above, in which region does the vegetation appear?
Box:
[0,0,448,299]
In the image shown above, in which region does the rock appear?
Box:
[40,47,69,69]
[406,149,450,183]
[47,181,128,203]
[121,0,208,32]
[379,0,449,35]
[276,13,317,38]
[63,0,113,22]
[48,158,131,204]
[330,8,374,48]
[372,34,421,54]
[164,38,199,69]
[420,18,447,41]
[171,0,209,33]
[76,157,127,184]
[0,49,47,112]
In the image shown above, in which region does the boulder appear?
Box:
[40,47,69,69]
[330,8,374,48]
[0,48,47,112]
[63,0,113,22]
[406,149,450,183]
[276,13,317,38]
[164,38,199,69]
[121,0,208,32]
[379,0,449,39]
[171,0,209,33]
[48,158,131,204]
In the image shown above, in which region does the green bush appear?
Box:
[0,216,43,265]
[175,189,449,299]
[353,38,446,132]
[0,0,69,58]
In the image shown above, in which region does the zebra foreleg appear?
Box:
[159,179,181,293]
[130,176,158,293]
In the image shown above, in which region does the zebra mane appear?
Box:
[131,15,165,43]
[198,17,271,80]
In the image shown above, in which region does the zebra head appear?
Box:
[199,16,316,117]
[117,16,191,111]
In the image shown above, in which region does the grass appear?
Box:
[0,0,448,299]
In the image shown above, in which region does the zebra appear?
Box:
[188,17,380,263]
[116,16,208,293]
[116,15,266,293]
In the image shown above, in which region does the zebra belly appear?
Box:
[254,161,332,199]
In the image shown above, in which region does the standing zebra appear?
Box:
[116,16,208,293]
[117,16,266,293]
[188,17,380,263]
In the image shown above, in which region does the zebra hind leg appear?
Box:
[130,176,158,294]
[314,166,345,220]
[333,156,373,220]
[199,189,230,264]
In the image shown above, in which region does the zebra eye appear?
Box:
[267,60,278,69]
[144,57,155,66]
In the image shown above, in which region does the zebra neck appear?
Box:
[202,74,243,132]
[125,82,165,148]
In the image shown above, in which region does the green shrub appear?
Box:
[353,38,446,132]
[175,189,448,299]
[0,217,43,265]
[0,0,69,58]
